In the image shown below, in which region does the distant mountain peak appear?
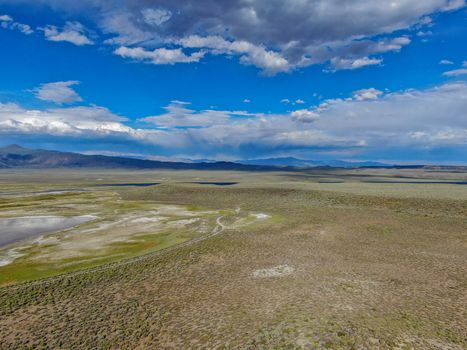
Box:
[0,144,33,155]
[2,144,26,151]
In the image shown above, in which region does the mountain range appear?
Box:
[236,157,390,168]
[0,144,395,170]
[0,145,272,171]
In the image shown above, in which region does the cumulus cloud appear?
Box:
[313,36,411,71]
[42,21,94,45]
[0,103,131,137]
[114,46,205,65]
[175,34,411,73]
[166,82,467,154]
[0,14,33,34]
[1,82,466,159]
[14,0,463,74]
[177,35,291,74]
[291,109,319,123]
[306,82,467,148]
[353,88,384,101]
[33,81,83,104]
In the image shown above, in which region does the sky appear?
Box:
[0,0,466,163]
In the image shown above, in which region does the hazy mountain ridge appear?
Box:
[236,157,391,168]
[0,145,274,171]
[0,145,444,170]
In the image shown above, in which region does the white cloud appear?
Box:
[297,36,412,71]
[141,8,172,27]
[353,88,383,101]
[143,82,466,154]
[33,81,83,104]
[305,82,467,148]
[170,100,191,105]
[329,57,383,71]
[243,99,251,103]
[1,82,466,159]
[416,30,432,36]
[439,59,454,65]
[114,46,205,65]
[42,21,94,46]
[0,103,131,137]
[142,100,258,128]
[8,22,33,34]
[176,34,410,74]
[178,35,290,74]
[291,109,319,123]
[281,99,306,105]
[0,14,33,35]
[443,68,467,77]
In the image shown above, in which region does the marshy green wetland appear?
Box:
[0,168,466,349]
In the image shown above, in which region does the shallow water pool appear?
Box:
[0,215,96,247]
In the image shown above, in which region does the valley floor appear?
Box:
[0,168,466,349]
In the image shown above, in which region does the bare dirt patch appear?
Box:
[252,264,295,278]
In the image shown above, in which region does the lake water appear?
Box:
[191,182,238,186]
[0,215,96,247]
[94,183,160,187]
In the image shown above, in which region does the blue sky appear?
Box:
[0,1,466,163]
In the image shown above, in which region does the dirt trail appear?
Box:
[212,215,226,235]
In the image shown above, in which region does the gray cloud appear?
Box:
[3,0,463,74]
[141,8,171,27]
[124,1,461,46]
[33,81,83,104]
[105,0,459,73]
